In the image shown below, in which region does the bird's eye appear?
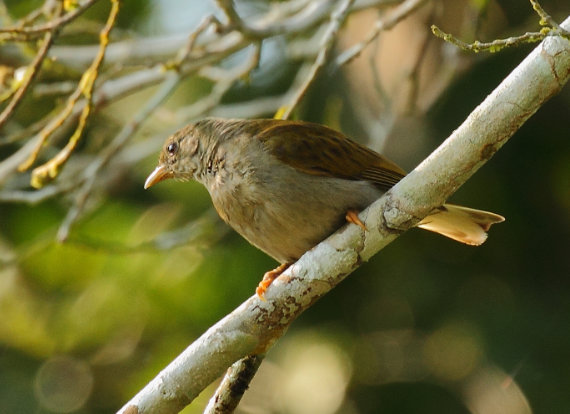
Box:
[167,142,178,155]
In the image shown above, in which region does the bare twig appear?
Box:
[54,208,230,256]
[46,1,402,69]
[281,0,356,119]
[404,7,434,114]
[0,0,100,40]
[166,14,224,70]
[0,29,55,130]
[335,0,429,67]
[431,0,569,53]
[0,44,252,186]
[56,71,181,241]
[151,44,264,124]
[213,0,243,27]
[0,183,75,204]
[204,355,264,414]
[56,41,262,240]
[530,0,565,32]
[1,0,406,188]
[24,0,120,189]
[215,0,403,38]
[0,65,166,186]
[430,25,548,53]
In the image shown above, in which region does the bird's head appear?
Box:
[144,124,203,189]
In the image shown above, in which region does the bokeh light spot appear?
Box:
[34,355,93,413]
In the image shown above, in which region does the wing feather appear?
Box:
[255,120,406,191]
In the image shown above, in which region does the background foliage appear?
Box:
[0,0,568,413]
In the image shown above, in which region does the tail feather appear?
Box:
[417,204,505,246]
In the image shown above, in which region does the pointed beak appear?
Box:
[144,165,173,189]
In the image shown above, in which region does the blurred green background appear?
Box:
[0,0,569,413]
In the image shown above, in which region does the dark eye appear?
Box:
[167,142,178,155]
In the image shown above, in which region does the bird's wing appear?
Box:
[255,120,406,191]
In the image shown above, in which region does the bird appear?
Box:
[144,118,504,298]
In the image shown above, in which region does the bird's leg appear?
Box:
[256,263,291,299]
[345,209,367,231]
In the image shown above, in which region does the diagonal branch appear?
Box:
[117,16,570,414]
[0,27,56,130]
[281,0,356,119]
[204,354,264,414]
[0,0,100,39]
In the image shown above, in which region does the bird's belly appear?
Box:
[216,175,382,263]
[245,204,348,263]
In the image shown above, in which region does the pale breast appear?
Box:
[209,160,383,263]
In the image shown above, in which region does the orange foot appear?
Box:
[345,209,367,231]
[256,263,290,300]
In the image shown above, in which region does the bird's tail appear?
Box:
[417,204,505,246]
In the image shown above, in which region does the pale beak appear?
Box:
[144,165,173,189]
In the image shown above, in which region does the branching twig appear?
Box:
[335,0,429,67]
[430,25,548,53]
[0,0,405,191]
[431,0,569,53]
[281,0,356,119]
[45,1,400,69]
[0,30,55,130]
[56,71,181,241]
[0,183,75,204]
[0,0,100,40]
[166,14,224,70]
[21,0,120,189]
[55,41,262,240]
[215,0,403,38]
[51,208,230,256]
[404,7,434,114]
[530,0,564,32]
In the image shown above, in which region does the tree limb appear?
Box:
[117,15,570,414]
[203,354,264,414]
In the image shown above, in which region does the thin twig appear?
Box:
[335,0,428,67]
[167,14,224,70]
[529,0,564,32]
[215,0,403,38]
[0,0,100,39]
[431,0,569,54]
[0,50,243,185]
[0,183,75,204]
[20,0,120,188]
[56,71,181,241]
[404,7,434,114]
[204,355,264,414]
[0,29,56,130]
[363,30,395,152]
[46,1,401,69]
[57,41,262,240]
[213,0,243,27]
[281,0,357,119]
[430,25,548,53]
[0,116,48,146]
[57,208,229,255]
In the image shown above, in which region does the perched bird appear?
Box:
[145,118,504,298]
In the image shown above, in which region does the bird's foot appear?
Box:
[345,209,367,231]
[256,263,290,300]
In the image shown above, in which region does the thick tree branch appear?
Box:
[118,16,570,414]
